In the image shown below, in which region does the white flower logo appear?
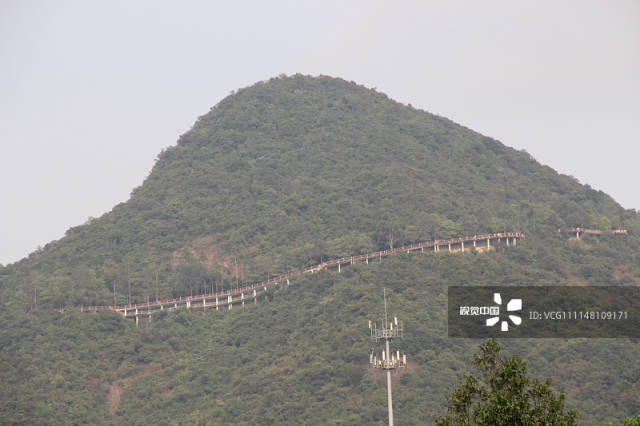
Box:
[486,293,522,331]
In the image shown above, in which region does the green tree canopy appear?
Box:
[435,339,578,425]
[602,415,640,426]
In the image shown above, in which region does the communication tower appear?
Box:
[368,288,406,426]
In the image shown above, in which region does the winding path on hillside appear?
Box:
[558,227,628,237]
[80,232,524,322]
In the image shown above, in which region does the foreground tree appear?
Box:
[435,339,578,425]
[602,416,640,426]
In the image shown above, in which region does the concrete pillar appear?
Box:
[338,263,341,272]
[351,256,354,265]
[135,315,139,328]
[366,257,369,264]
[448,243,451,252]
[461,241,465,252]
[487,239,490,249]
[473,240,476,248]
[506,238,510,247]
[434,244,437,252]
[228,295,232,310]
[241,293,245,307]
[216,297,219,310]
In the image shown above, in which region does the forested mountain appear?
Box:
[1,75,638,424]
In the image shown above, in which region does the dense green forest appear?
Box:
[1,74,638,424]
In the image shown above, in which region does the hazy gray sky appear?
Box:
[1,0,638,265]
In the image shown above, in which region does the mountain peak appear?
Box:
[2,75,635,307]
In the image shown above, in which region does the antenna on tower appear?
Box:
[383,287,388,328]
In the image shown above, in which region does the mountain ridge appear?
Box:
[3,74,636,309]
[0,74,638,424]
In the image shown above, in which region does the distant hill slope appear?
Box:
[1,74,637,308]
[1,75,639,425]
